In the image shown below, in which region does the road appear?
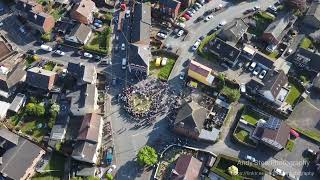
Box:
[166,0,279,90]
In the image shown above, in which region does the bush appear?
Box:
[221,86,240,102]
[105,174,113,180]
[104,13,113,22]
[55,142,62,151]
[41,32,52,42]
[137,146,158,166]
[25,103,45,117]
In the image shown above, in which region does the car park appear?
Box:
[253,66,261,76]
[244,155,256,163]
[177,29,184,37]
[54,50,65,56]
[248,62,256,71]
[272,168,285,177]
[121,43,125,51]
[83,52,93,58]
[258,70,267,79]
[204,15,213,22]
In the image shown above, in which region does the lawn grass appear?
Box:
[20,118,48,142]
[84,27,111,54]
[268,51,279,60]
[285,83,302,106]
[43,61,56,71]
[286,139,295,152]
[300,38,312,49]
[221,86,240,102]
[241,107,264,126]
[249,12,274,36]
[88,33,100,49]
[158,58,176,81]
[294,128,320,143]
[197,33,218,61]
[32,152,65,180]
[234,127,257,146]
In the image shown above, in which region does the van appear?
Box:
[40,44,52,52]
[122,58,127,69]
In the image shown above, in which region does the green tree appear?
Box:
[50,103,60,115]
[25,103,36,116]
[34,104,45,117]
[228,165,239,176]
[222,86,240,102]
[105,174,113,180]
[137,146,158,166]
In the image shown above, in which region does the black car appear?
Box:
[199,36,204,40]
[27,49,36,55]
[94,55,101,62]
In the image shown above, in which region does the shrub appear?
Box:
[221,86,240,102]
[137,146,158,166]
[25,103,45,117]
[41,32,52,42]
[105,174,113,180]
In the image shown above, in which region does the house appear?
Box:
[65,23,92,45]
[252,117,290,151]
[208,38,241,67]
[218,19,248,44]
[26,67,57,91]
[26,11,55,33]
[0,101,10,119]
[130,2,151,44]
[54,0,71,5]
[171,154,202,180]
[312,73,320,92]
[289,47,320,73]
[72,113,103,164]
[128,44,151,76]
[0,128,46,180]
[262,13,293,45]
[187,60,215,86]
[0,38,26,98]
[251,52,275,70]
[179,0,196,8]
[68,84,98,116]
[174,100,208,140]
[67,62,97,85]
[15,0,43,16]
[70,0,97,25]
[303,1,320,29]
[158,0,181,20]
[49,112,70,146]
[8,93,27,114]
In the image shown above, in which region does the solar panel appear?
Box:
[266,117,281,130]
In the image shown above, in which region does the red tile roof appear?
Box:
[77,113,102,143]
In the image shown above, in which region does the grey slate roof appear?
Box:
[264,13,293,41]
[68,84,97,116]
[218,18,248,43]
[72,141,97,163]
[261,70,288,100]
[0,62,26,92]
[8,93,26,113]
[131,3,151,44]
[252,52,275,69]
[26,67,56,90]
[159,0,180,9]
[68,23,92,44]
[209,38,241,63]
[306,2,320,20]
[129,44,151,68]
[291,47,320,72]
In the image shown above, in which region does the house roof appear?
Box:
[16,0,43,13]
[159,0,181,9]
[129,44,151,68]
[71,0,96,19]
[72,141,98,163]
[218,18,248,43]
[209,38,241,63]
[0,61,26,93]
[0,128,44,180]
[264,13,292,41]
[261,70,288,99]
[67,62,84,77]
[306,2,320,20]
[8,93,26,113]
[292,47,320,72]
[0,128,19,145]
[313,73,320,89]
[69,23,92,44]
[188,60,212,77]
[0,41,13,60]
[68,84,97,116]
[131,3,151,44]
[175,101,208,131]
[171,154,202,180]
[261,117,290,148]
[252,52,275,69]
[26,67,56,90]
[83,64,96,84]
[77,113,102,143]
[26,11,54,27]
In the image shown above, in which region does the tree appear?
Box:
[137,146,158,166]
[25,103,45,117]
[228,165,239,176]
[25,103,36,116]
[50,103,60,115]
[222,86,240,102]
[105,174,113,180]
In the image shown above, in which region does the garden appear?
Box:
[197,32,218,61]
[32,152,65,180]
[241,106,269,126]
[299,37,313,50]
[210,154,268,180]
[84,27,112,55]
[149,56,176,81]
[248,12,275,37]
[286,139,295,152]
[285,83,302,106]
[233,126,257,147]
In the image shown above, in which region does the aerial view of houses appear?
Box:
[0,0,320,180]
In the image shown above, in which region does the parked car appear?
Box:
[94,19,103,24]
[94,22,102,28]
[272,168,286,177]
[306,148,317,156]
[253,66,261,76]
[176,22,185,28]
[286,173,297,180]
[199,36,204,40]
[40,44,52,52]
[54,50,65,56]
[177,29,184,37]
[125,10,130,18]
[248,62,256,71]
[100,60,110,67]
[122,58,127,69]
[179,72,185,80]
[190,8,196,14]
[204,15,213,22]
[219,20,227,26]
[195,2,202,8]
[244,155,256,163]
[94,55,101,62]
[183,13,191,20]
[157,32,167,39]
[253,5,261,11]
[121,43,125,51]
[258,70,267,79]
[191,40,201,51]
[27,49,36,55]
[83,52,93,58]
[240,83,246,93]
[266,44,277,53]
[186,10,193,17]
[193,4,200,11]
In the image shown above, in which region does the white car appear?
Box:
[125,10,130,18]
[0,22,3,27]
[240,83,246,93]
[40,44,53,52]
[54,50,65,56]
[195,3,202,8]
[266,44,277,53]
[94,22,102,28]
[121,43,125,51]
[258,70,267,79]
[204,15,213,22]
[157,32,167,39]
[186,10,194,17]
[176,22,185,28]
[253,66,261,76]
[219,20,227,26]
[177,29,184,37]
[179,72,185,80]
[244,155,256,163]
[83,52,93,58]
[272,168,286,177]
[248,62,256,71]
[191,41,201,51]
[254,5,261,11]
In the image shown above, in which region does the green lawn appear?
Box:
[20,118,48,142]
[286,139,295,152]
[285,84,302,106]
[84,27,111,54]
[300,38,312,49]
[221,86,240,102]
[267,51,279,60]
[249,12,274,36]
[32,152,65,180]
[234,128,257,146]
[197,33,218,61]
[294,128,320,143]
[43,61,56,71]
[87,33,100,49]
[158,58,176,81]
[241,107,265,126]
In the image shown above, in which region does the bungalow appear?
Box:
[289,47,320,73]
[171,154,202,180]
[252,117,290,151]
[303,1,320,29]
[72,113,103,164]
[26,67,57,91]
[262,13,294,45]
[218,18,248,45]
[158,0,181,20]
[187,60,215,86]
[0,128,46,180]
[208,38,241,67]
[70,0,97,25]
[64,23,92,45]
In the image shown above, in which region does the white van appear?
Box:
[40,44,52,52]
[122,58,127,69]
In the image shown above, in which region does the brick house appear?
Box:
[26,67,57,91]
[70,0,97,25]
[27,11,55,33]
[158,0,181,20]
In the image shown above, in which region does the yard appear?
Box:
[84,27,111,55]
[299,37,312,49]
[286,139,295,152]
[32,152,65,180]
[50,7,65,21]
[241,106,268,126]
[154,58,176,81]
[285,83,302,106]
[197,32,218,61]
[294,128,320,143]
[43,61,56,71]
[233,127,257,147]
[248,12,274,36]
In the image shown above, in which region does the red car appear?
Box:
[183,13,191,20]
